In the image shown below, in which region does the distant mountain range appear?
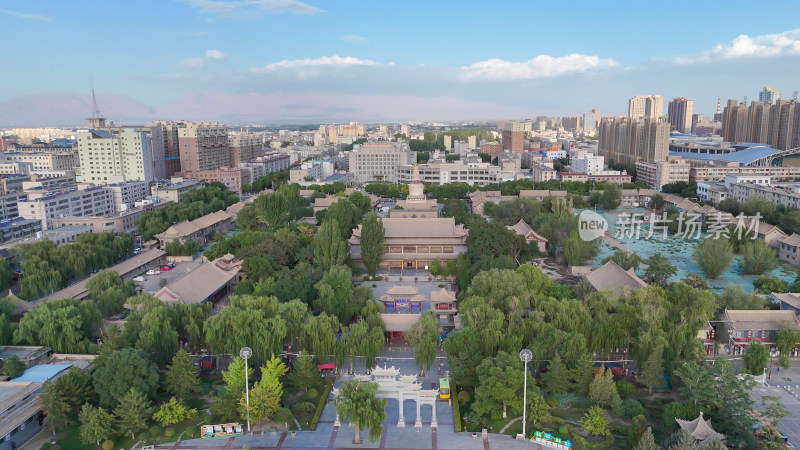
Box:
[0,91,529,126]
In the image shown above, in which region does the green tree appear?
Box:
[564,230,597,266]
[589,367,618,407]
[604,250,641,271]
[407,311,438,376]
[693,237,733,279]
[333,380,387,444]
[635,426,657,450]
[79,404,115,445]
[650,194,665,210]
[741,239,779,275]
[152,397,198,426]
[40,367,94,433]
[628,415,648,447]
[526,393,551,428]
[472,351,533,419]
[301,313,341,361]
[743,341,770,375]
[667,430,699,450]
[753,276,789,294]
[541,354,571,394]
[641,345,664,394]
[314,219,347,271]
[93,348,160,409]
[210,356,252,421]
[288,351,321,391]
[643,253,677,287]
[114,388,153,439]
[14,299,100,353]
[243,355,287,422]
[570,353,595,395]
[762,395,790,426]
[775,328,800,371]
[360,212,385,276]
[314,265,355,324]
[581,406,610,436]
[599,184,622,210]
[164,349,201,401]
[324,199,360,239]
[1,354,24,378]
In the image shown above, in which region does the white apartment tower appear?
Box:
[628,95,664,119]
[759,86,782,106]
[77,129,156,184]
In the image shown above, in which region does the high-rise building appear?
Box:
[444,135,452,150]
[759,86,782,106]
[667,97,694,134]
[561,116,581,130]
[467,135,477,149]
[583,111,597,132]
[229,133,262,166]
[501,121,525,153]
[721,99,800,150]
[628,95,663,119]
[598,117,669,164]
[177,122,230,173]
[77,128,156,184]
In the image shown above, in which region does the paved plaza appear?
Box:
[750,384,800,447]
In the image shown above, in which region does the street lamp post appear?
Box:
[240,347,253,433]
[519,349,533,440]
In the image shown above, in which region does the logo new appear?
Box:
[578,210,608,242]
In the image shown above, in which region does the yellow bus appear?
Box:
[439,378,450,399]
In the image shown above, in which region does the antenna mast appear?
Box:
[86,80,107,128]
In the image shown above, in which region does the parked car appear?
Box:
[133,247,141,255]
[146,269,160,275]
[133,276,146,282]
[160,265,172,271]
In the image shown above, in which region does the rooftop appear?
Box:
[585,260,647,298]
[723,309,800,331]
[11,363,72,382]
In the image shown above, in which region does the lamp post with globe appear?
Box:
[240,346,253,433]
[519,349,533,440]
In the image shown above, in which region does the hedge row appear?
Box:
[310,381,334,430]
[452,383,462,432]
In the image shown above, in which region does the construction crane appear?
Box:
[793,90,798,101]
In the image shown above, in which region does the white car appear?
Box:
[133,276,146,282]
[146,269,160,275]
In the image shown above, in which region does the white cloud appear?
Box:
[179,0,322,16]
[176,50,228,70]
[342,35,367,43]
[0,8,51,21]
[253,55,380,78]
[673,29,800,64]
[460,54,617,81]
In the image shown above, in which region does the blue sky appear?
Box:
[2,0,800,122]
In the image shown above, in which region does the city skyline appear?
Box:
[1,1,800,124]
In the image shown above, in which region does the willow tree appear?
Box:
[407,311,438,375]
[693,237,733,279]
[302,313,341,361]
[334,380,387,444]
[741,239,778,275]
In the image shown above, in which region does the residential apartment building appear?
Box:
[721,99,800,150]
[690,164,800,182]
[628,95,663,119]
[4,152,74,172]
[176,166,247,194]
[501,121,525,153]
[107,181,149,212]
[18,186,114,230]
[0,217,42,243]
[479,142,503,161]
[250,153,291,174]
[77,128,156,184]
[397,162,500,186]
[729,181,800,209]
[667,97,694,134]
[348,143,415,183]
[177,122,230,172]
[635,157,691,190]
[572,154,604,174]
[759,86,782,105]
[0,192,26,221]
[229,133,263,166]
[598,117,670,164]
[561,116,581,130]
[532,163,557,182]
[151,178,205,203]
[51,204,159,235]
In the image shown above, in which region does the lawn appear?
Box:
[283,375,332,430]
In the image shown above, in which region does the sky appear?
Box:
[1,0,800,123]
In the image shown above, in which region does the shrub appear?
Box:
[457,390,471,406]
[452,388,462,432]
[148,424,163,436]
[546,397,558,407]
[164,427,175,437]
[621,399,646,419]
[464,411,481,430]
[273,407,293,424]
[309,382,332,430]
[615,380,636,398]
[609,422,628,436]
[102,440,114,450]
[292,402,317,416]
[305,388,319,400]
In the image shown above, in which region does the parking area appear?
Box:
[135,257,206,295]
[750,384,800,447]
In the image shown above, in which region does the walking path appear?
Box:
[497,416,522,434]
